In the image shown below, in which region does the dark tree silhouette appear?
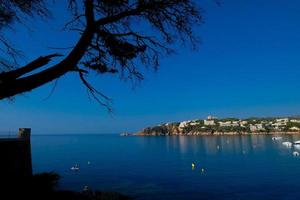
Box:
[0,0,202,106]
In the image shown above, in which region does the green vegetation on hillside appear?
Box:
[140,117,300,135]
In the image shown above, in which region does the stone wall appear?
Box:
[0,128,32,180]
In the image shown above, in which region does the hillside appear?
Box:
[137,116,300,136]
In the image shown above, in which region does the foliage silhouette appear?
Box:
[0,0,203,108]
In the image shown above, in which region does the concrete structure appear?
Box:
[190,122,199,126]
[204,119,215,126]
[250,124,264,132]
[273,122,287,127]
[0,128,32,180]
[250,124,257,132]
[207,115,217,120]
[240,121,248,125]
[219,121,232,127]
[218,121,239,127]
[290,127,300,131]
[255,124,264,130]
[276,118,289,124]
[179,121,191,128]
[240,121,248,127]
[290,119,300,123]
[231,121,240,127]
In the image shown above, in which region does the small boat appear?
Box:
[192,163,196,170]
[272,136,282,141]
[293,151,300,156]
[70,164,80,171]
[294,141,300,149]
[294,140,300,145]
[120,132,130,136]
[282,141,292,147]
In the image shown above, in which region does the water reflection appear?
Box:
[32,135,300,200]
[159,135,300,156]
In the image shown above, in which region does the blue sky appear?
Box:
[1,0,300,134]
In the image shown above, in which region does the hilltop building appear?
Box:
[203,116,216,126]
[207,115,217,120]
[275,118,289,125]
[291,119,300,123]
[190,121,199,126]
[240,121,248,127]
[179,121,191,128]
[204,119,215,126]
[250,124,264,132]
[290,127,300,131]
[219,121,231,127]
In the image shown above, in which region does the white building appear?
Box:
[250,124,257,132]
[219,121,232,127]
[190,122,199,126]
[290,119,300,123]
[276,118,289,123]
[207,115,217,120]
[250,124,264,132]
[218,121,239,127]
[179,121,191,128]
[272,122,286,127]
[240,121,248,127]
[290,127,300,131]
[204,119,215,126]
[240,121,248,125]
[231,121,240,127]
[255,124,264,130]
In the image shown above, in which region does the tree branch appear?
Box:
[0,0,202,103]
[0,0,95,100]
[78,69,112,112]
[0,53,63,82]
[95,7,142,26]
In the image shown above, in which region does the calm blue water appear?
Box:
[31,135,300,200]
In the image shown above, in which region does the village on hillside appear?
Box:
[139,116,300,135]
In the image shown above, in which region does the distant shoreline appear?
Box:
[134,116,300,137]
[134,131,300,136]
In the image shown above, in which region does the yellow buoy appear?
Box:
[192,163,196,170]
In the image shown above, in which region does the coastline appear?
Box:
[135,131,300,136]
[133,116,300,137]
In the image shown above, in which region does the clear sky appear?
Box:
[1,0,300,134]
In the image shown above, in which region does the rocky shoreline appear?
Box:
[133,116,300,136]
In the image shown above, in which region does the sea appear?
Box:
[31,134,300,200]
